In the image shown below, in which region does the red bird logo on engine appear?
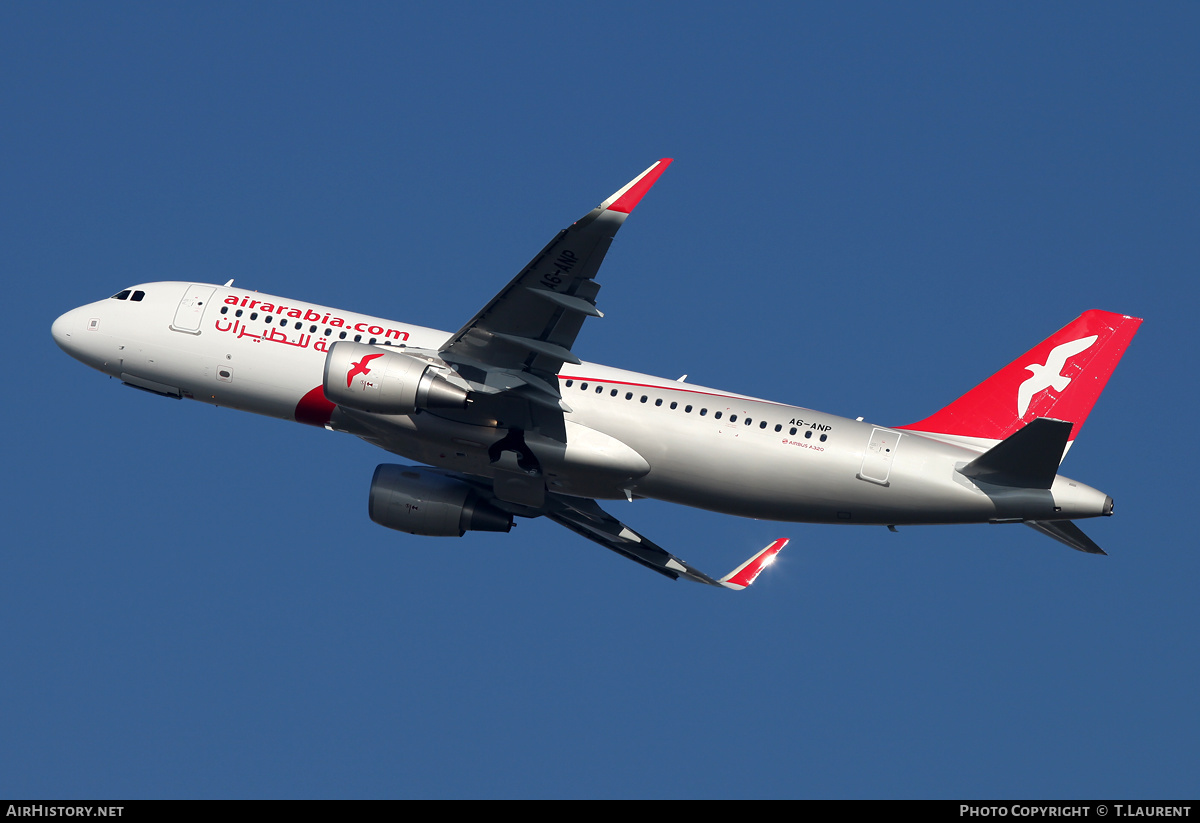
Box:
[346,353,384,388]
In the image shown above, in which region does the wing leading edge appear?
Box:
[438,159,672,414]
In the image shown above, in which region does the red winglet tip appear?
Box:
[723,538,788,589]
[604,158,673,214]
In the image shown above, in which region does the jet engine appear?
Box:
[369,464,513,537]
[323,341,469,415]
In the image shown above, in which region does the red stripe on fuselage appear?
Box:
[558,375,757,404]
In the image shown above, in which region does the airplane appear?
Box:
[51,159,1142,589]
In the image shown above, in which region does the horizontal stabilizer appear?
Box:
[960,418,1072,489]
[1025,519,1107,555]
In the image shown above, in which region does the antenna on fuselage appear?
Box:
[224,279,235,287]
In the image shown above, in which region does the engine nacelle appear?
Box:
[323,341,469,415]
[369,464,513,537]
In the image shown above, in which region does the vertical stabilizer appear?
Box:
[897,310,1141,446]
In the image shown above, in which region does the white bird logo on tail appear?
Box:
[1017,335,1098,417]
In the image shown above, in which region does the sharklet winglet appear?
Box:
[599,159,673,214]
[719,538,788,590]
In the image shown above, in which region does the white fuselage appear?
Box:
[52,282,1112,527]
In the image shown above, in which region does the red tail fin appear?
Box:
[897,310,1142,444]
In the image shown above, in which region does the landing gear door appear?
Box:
[171,285,216,334]
[858,427,901,486]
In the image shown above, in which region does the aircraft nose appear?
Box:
[51,309,74,351]
[51,306,91,360]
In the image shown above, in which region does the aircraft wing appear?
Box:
[438,160,672,414]
[546,495,786,589]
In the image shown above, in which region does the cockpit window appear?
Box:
[111,290,132,300]
[131,290,145,302]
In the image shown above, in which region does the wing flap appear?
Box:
[525,286,604,317]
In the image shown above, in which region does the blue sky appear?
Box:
[3,3,1197,798]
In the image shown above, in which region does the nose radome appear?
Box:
[51,309,74,351]
[53,305,114,373]
[52,306,95,361]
